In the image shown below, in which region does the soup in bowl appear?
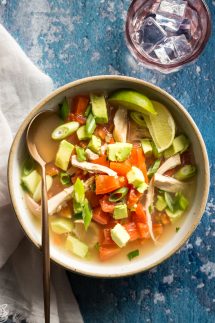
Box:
[8,76,209,277]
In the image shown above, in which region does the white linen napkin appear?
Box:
[0,24,83,323]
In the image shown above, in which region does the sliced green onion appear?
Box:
[84,104,92,117]
[76,146,86,162]
[73,201,83,214]
[52,122,79,140]
[174,165,197,181]
[130,112,146,127]
[147,159,161,177]
[176,192,189,211]
[73,178,85,204]
[82,198,93,230]
[74,213,83,220]
[86,113,96,135]
[22,157,35,176]
[127,249,139,261]
[109,187,129,202]
[164,192,175,212]
[59,98,69,121]
[60,172,70,185]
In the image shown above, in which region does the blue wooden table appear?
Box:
[1,1,214,322]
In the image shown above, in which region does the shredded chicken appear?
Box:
[113,107,127,142]
[154,173,185,193]
[73,221,99,248]
[71,155,117,176]
[144,179,157,243]
[85,148,99,161]
[157,154,181,175]
[127,120,151,143]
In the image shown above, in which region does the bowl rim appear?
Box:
[8,75,210,278]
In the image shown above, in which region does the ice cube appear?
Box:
[171,34,192,57]
[139,17,167,53]
[153,37,177,63]
[156,0,187,32]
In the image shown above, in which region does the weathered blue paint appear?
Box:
[0,1,214,322]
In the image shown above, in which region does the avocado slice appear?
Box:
[127,166,145,187]
[108,90,156,115]
[107,143,132,162]
[77,125,92,140]
[51,217,73,234]
[21,170,41,195]
[113,204,128,220]
[111,223,130,248]
[65,235,88,258]
[55,140,74,171]
[90,93,108,124]
[88,135,101,154]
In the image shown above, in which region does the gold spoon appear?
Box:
[26,109,55,323]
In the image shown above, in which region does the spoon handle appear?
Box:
[41,166,50,323]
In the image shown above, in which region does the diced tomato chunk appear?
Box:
[45,163,59,176]
[109,160,132,176]
[85,191,100,208]
[93,207,110,225]
[99,245,121,261]
[136,223,150,239]
[123,222,140,241]
[69,113,86,125]
[127,188,142,208]
[132,203,147,223]
[72,95,89,115]
[102,228,115,245]
[99,195,115,213]
[92,155,109,167]
[129,147,148,183]
[95,175,121,195]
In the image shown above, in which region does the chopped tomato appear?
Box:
[123,222,140,241]
[67,133,80,145]
[45,163,59,176]
[136,223,150,239]
[164,168,177,177]
[99,245,121,261]
[69,113,86,125]
[102,228,115,245]
[132,203,147,223]
[127,188,142,208]
[94,126,109,140]
[99,195,115,213]
[153,224,164,238]
[129,147,148,183]
[109,137,115,144]
[71,169,86,184]
[109,160,132,176]
[72,95,89,115]
[118,176,128,187]
[92,155,109,167]
[93,207,110,225]
[95,175,121,194]
[85,191,100,208]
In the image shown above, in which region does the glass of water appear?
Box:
[125,0,211,73]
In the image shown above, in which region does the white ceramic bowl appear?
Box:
[8,75,210,277]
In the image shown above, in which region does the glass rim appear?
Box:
[125,0,212,71]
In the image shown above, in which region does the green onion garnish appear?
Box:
[127,249,139,261]
[73,178,85,204]
[60,172,70,185]
[109,187,129,202]
[84,104,92,117]
[82,198,93,230]
[147,159,161,177]
[59,97,69,121]
[174,165,197,181]
[76,145,86,162]
[164,192,175,212]
[73,213,83,220]
[86,113,96,135]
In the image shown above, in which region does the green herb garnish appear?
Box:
[127,249,140,261]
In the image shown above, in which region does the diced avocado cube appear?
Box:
[111,223,130,248]
[127,166,145,187]
[88,135,101,154]
[166,208,184,223]
[77,125,92,140]
[107,143,132,162]
[21,170,41,195]
[90,93,108,124]
[141,139,153,156]
[164,135,190,158]
[155,195,167,211]
[50,217,73,234]
[65,235,88,258]
[55,140,74,171]
[136,182,148,193]
[33,175,53,202]
[113,204,128,220]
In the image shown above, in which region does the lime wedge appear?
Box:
[108,90,157,115]
[144,101,175,152]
